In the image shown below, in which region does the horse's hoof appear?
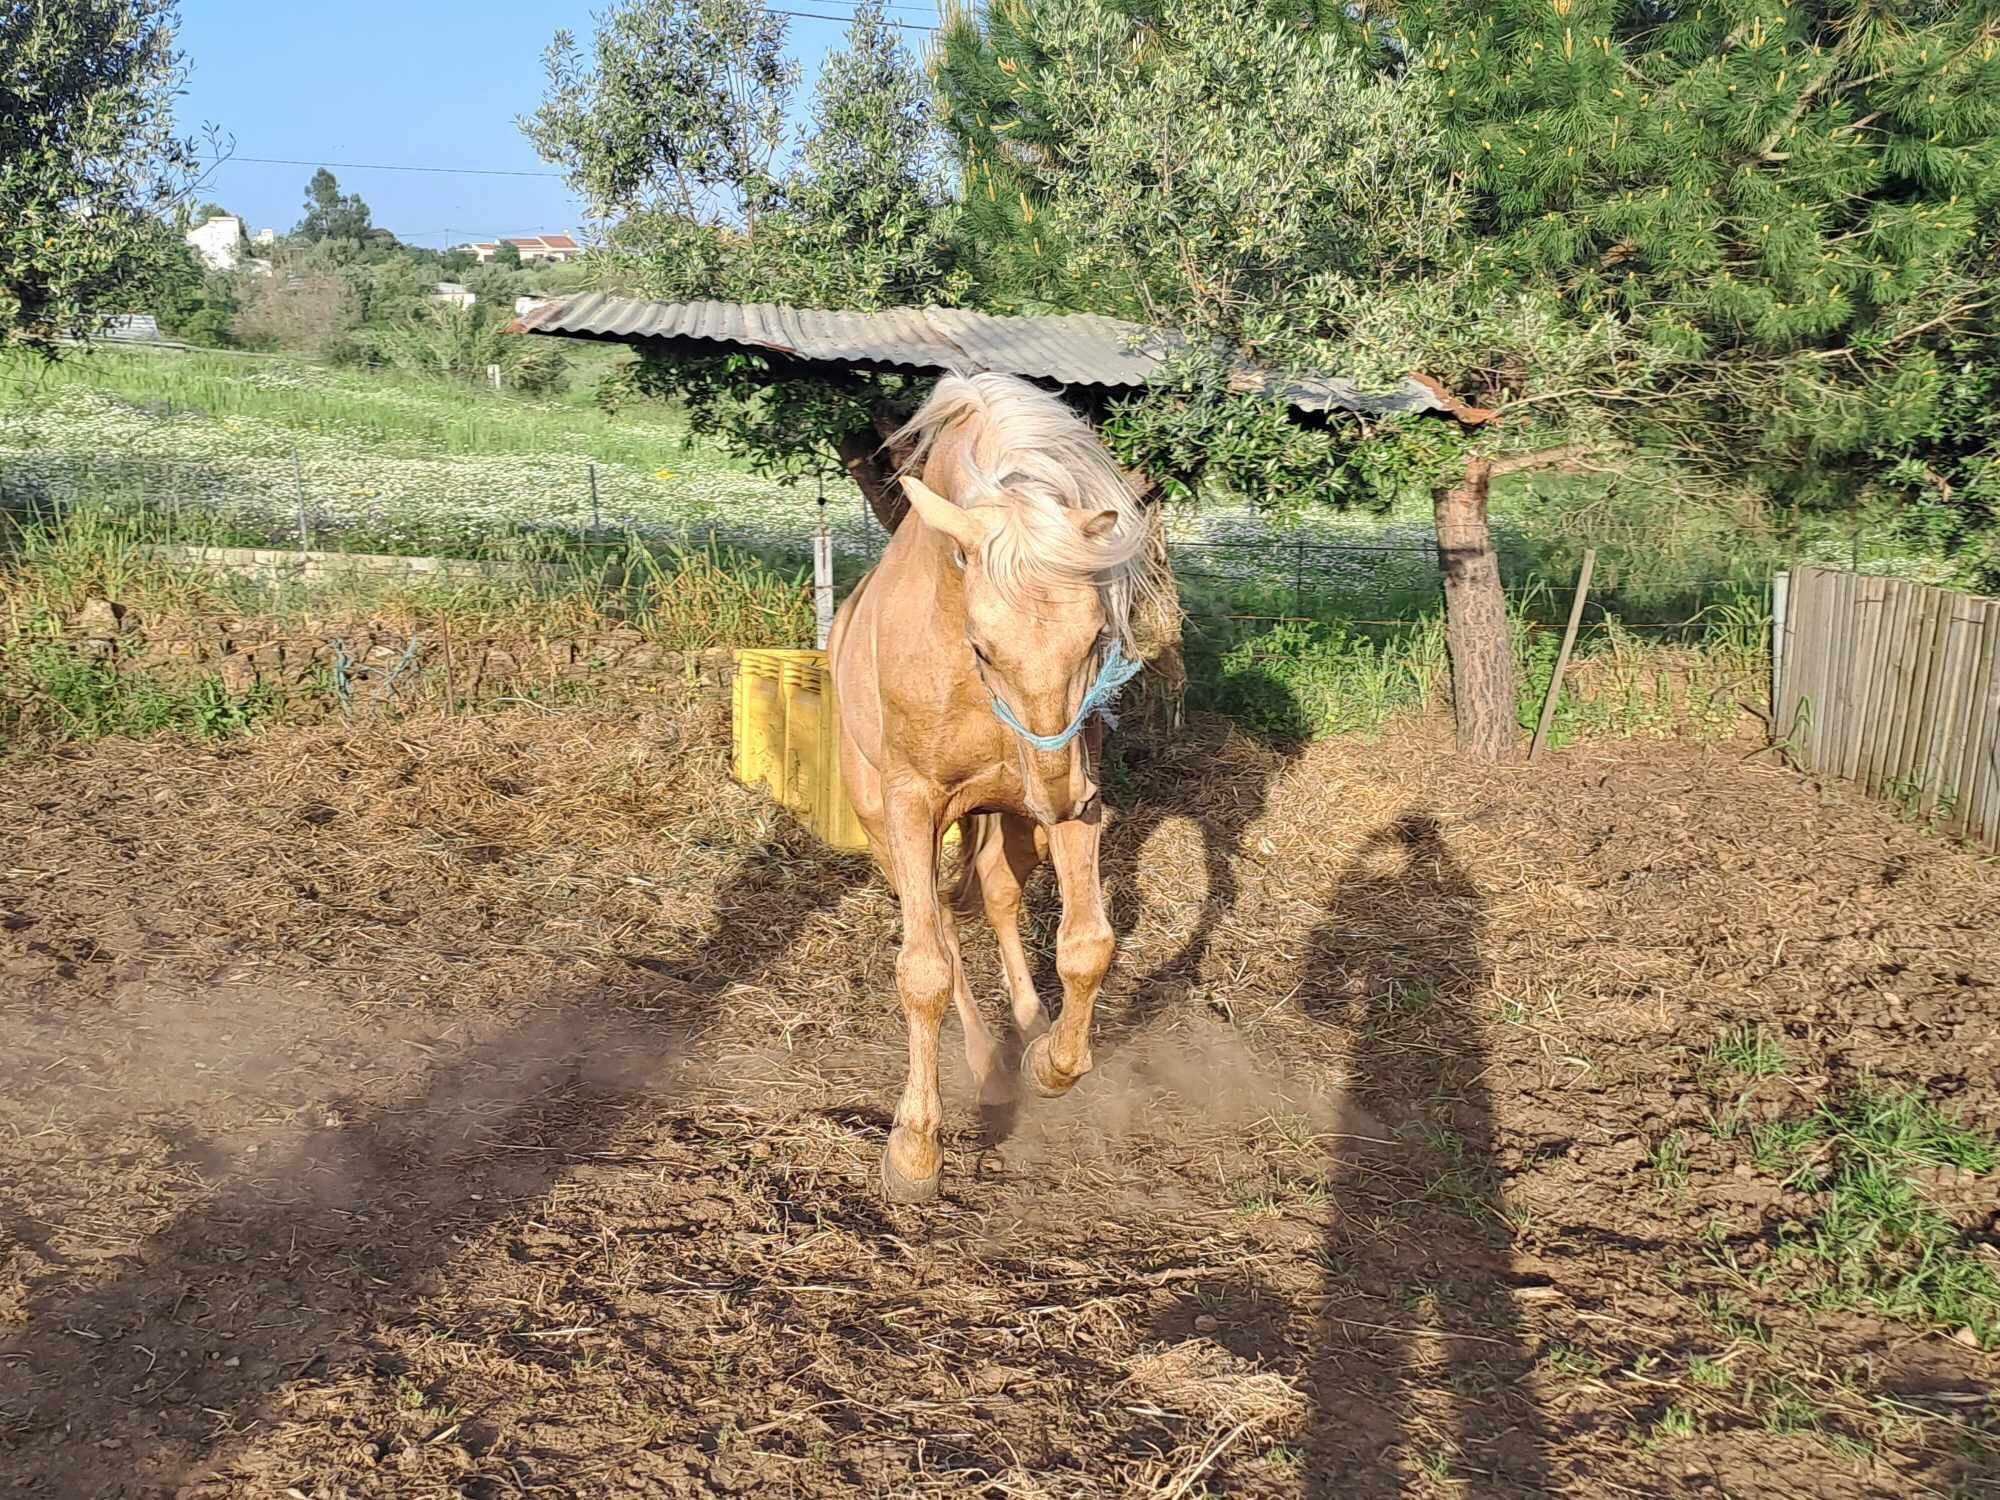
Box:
[1020,1033,1084,1099]
[879,1137,941,1204]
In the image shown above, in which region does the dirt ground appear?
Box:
[0,695,1995,1499]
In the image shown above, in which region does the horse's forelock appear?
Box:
[892,372,1157,648]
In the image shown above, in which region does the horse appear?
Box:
[828,371,1164,1203]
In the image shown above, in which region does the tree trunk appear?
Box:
[1115,465,1185,747]
[1123,498,1186,744]
[837,402,921,534]
[838,427,908,534]
[1434,455,1519,762]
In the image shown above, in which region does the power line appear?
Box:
[775,6,939,26]
[214,156,566,180]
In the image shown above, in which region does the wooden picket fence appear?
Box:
[1773,566,2000,850]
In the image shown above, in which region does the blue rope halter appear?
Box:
[987,640,1145,751]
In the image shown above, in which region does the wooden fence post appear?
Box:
[1529,548,1596,761]
[1434,455,1519,762]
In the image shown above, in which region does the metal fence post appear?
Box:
[814,476,834,650]
[588,462,601,535]
[293,447,309,551]
[1770,570,1790,731]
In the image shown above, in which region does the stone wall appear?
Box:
[140,544,570,588]
[48,599,737,716]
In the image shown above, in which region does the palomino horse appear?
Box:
[829,371,1162,1203]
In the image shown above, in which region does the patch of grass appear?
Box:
[14,648,279,742]
[1758,1377,1825,1437]
[1706,1024,1790,1080]
[1701,1294,1774,1347]
[1652,1404,1698,1439]
[1539,1343,1605,1379]
[1686,1355,1734,1390]
[1771,1086,1999,1344]
[1197,618,1444,739]
[1649,1131,1692,1197]
[1751,1118,1825,1179]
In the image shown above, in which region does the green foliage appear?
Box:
[631,349,915,485]
[1396,0,2000,512]
[1200,619,1444,739]
[524,0,798,229]
[0,0,210,352]
[152,244,240,348]
[759,0,966,311]
[373,302,571,394]
[14,649,278,742]
[1707,1024,1792,1080]
[934,0,1493,509]
[1001,0,1468,371]
[1771,1085,2000,1344]
[529,0,960,476]
[295,168,372,243]
[490,240,523,270]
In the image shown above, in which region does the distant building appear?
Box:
[186,214,246,271]
[101,314,164,344]
[433,282,478,310]
[462,234,582,265]
[252,227,275,247]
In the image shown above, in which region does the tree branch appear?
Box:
[1488,443,1594,478]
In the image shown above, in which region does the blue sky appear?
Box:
[176,0,940,249]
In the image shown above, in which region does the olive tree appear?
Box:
[0,0,218,351]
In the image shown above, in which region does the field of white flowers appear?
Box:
[0,352,1463,598]
[0,348,1952,617]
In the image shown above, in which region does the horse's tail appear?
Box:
[949,814,990,918]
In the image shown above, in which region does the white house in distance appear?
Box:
[462,234,581,265]
[185,214,248,271]
[185,214,274,276]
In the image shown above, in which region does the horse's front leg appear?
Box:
[881,789,953,1203]
[1021,807,1113,1098]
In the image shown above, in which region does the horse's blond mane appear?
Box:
[892,371,1157,649]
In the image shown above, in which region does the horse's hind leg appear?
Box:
[940,887,1008,1109]
[965,813,1047,1041]
[1021,809,1112,1098]
[880,794,953,1204]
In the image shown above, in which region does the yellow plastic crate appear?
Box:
[733,649,961,853]
[732,649,868,851]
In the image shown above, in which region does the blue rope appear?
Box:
[988,640,1144,751]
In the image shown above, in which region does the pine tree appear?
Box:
[1394,0,2000,508]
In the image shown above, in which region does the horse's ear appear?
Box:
[900,476,989,552]
[1075,509,1120,542]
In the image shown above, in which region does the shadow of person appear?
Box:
[1092,658,1311,1046]
[0,826,854,1499]
[1303,811,1552,1497]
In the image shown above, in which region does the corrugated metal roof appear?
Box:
[512,293,1468,419]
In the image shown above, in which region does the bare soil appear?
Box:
[1,699,1995,1499]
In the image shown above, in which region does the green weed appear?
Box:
[1707,1024,1790,1080]
[1771,1086,1999,1343]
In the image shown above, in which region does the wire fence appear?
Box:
[0,441,1941,659]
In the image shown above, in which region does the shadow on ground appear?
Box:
[1302,809,1552,1497]
[0,838,849,1498]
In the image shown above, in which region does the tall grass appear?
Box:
[0,346,696,471]
[0,500,813,746]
